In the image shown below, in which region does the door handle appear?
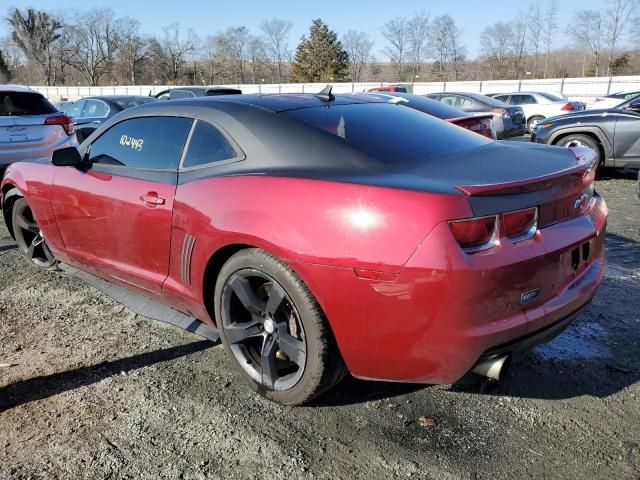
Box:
[140,192,165,206]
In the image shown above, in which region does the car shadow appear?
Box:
[598,167,638,180]
[0,340,214,413]
[311,375,427,407]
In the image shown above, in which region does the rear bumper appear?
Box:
[291,195,607,384]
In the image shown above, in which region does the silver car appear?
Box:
[0,86,78,174]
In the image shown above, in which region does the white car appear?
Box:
[489,92,586,133]
[0,85,78,175]
[588,90,640,110]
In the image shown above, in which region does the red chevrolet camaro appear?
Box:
[0,92,607,405]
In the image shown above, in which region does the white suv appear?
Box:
[490,92,586,133]
[0,86,78,174]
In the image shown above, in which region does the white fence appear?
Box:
[30,75,640,104]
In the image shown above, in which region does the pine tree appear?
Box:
[290,19,349,82]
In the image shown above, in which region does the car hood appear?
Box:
[543,108,617,123]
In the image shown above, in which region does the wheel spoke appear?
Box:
[224,320,263,344]
[16,215,38,234]
[228,276,265,314]
[42,241,55,263]
[277,328,306,368]
[261,335,278,389]
[265,283,286,316]
[26,242,35,260]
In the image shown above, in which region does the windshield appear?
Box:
[281,103,491,166]
[0,91,57,116]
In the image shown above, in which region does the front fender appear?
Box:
[548,125,613,160]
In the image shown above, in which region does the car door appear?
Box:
[50,115,193,293]
[612,108,640,166]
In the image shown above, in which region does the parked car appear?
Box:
[426,92,526,138]
[0,85,77,175]
[531,95,640,169]
[487,92,585,133]
[53,100,73,113]
[65,95,157,142]
[1,92,607,405]
[368,84,410,93]
[155,86,243,100]
[356,92,495,138]
[588,90,640,110]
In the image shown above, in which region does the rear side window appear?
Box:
[170,90,197,99]
[88,116,193,170]
[0,92,56,116]
[182,120,237,168]
[282,103,491,166]
[84,99,110,117]
[512,94,536,105]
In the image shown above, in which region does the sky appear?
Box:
[0,0,621,59]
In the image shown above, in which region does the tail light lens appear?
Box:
[501,207,538,240]
[44,115,74,135]
[450,117,495,139]
[492,108,510,119]
[561,103,575,111]
[449,215,498,252]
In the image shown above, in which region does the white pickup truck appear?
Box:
[488,92,586,133]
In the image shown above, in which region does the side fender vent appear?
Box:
[181,234,197,285]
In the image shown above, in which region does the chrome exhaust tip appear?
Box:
[472,355,511,381]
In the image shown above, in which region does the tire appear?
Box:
[214,248,345,405]
[527,115,544,134]
[555,134,604,169]
[11,197,58,269]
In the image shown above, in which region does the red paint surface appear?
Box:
[1,163,607,384]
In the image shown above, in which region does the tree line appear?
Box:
[1,0,639,87]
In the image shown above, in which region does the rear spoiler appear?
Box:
[448,113,494,123]
[456,146,597,196]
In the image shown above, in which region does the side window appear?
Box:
[182,120,238,168]
[440,95,459,107]
[84,100,110,117]
[66,100,85,119]
[170,90,196,100]
[459,97,474,109]
[512,94,536,105]
[87,117,193,170]
[494,95,509,102]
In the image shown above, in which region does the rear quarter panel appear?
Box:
[162,175,471,323]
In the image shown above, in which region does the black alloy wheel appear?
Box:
[11,197,57,269]
[221,268,307,391]
[215,249,345,405]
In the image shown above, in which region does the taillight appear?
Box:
[561,103,575,111]
[501,207,538,240]
[44,115,74,135]
[450,117,495,139]
[449,215,498,252]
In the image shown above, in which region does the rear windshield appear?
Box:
[113,97,156,109]
[0,91,56,116]
[539,92,564,102]
[281,103,491,165]
[464,93,507,107]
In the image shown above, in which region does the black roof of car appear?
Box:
[189,93,386,112]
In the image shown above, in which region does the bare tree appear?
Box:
[247,35,267,84]
[570,10,605,76]
[115,17,147,85]
[68,9,120,85]
[429,15,465,80]
[407,11,430,79]
[605,0,639,75]
[480,22,514,79]
[7,8,62,85]
[511,13,528,78]
[342,30,373,82]
[528,5,544,77]
[543,0,559,78]
[260,19,292,83]
[381,17,408,80]
[217,27,250,84]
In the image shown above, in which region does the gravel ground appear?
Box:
[0,172,639,480]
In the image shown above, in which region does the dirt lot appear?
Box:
[0,172,639,480]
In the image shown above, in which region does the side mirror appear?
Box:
[627,100,640,112]
[52,147,83,167]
